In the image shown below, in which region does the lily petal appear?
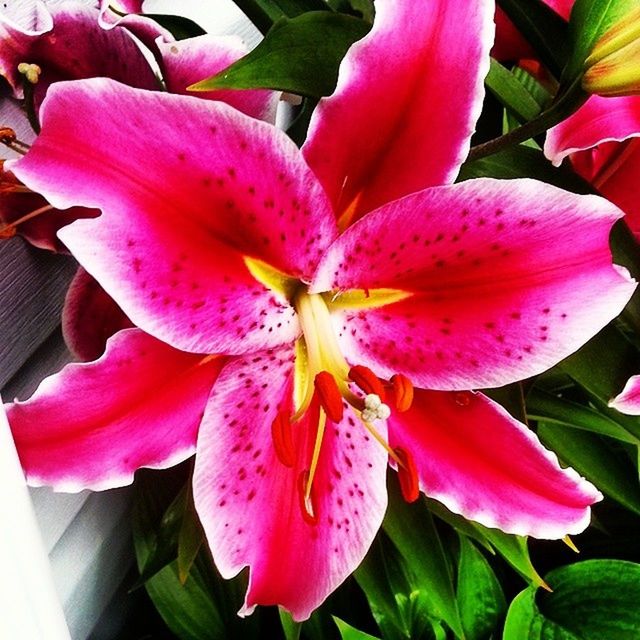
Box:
[545,96,640,238]
[610,375,640,415]
[388,389,601,538]
[98,0,172,57]
[157,34,278,122]
[302,0,494,220]
[7,328,223,492]
[545,95,640,165]
[193,347,388,621]
[571,139,640,238]
[493,1,573,62]
[312,178,635,390]
[62,267,132,361]
[10,79,338,354]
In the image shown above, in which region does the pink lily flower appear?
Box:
[0,0,277,250]
[545,95,640,239]
[6,0,636,620]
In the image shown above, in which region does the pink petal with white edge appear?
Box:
[312,178,636,390]
[193,347,388,621]
[10,79,338,355]
[98,0,172,56]
[545,95,640,165]
[7,328,224,492]
[157,35,278,122]
[62,267,133,361]
[302,0,494,219]
[388,389,601,538]
[610,375,640,415]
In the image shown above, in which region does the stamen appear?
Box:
[17,62,42,85]
[394,446,420,503]
[305,406,327,503]
[336,189,363,232]
[359,417,403,466]
[349,365,386,400]
[0,128,31,155]
[389,374,414,412]
[0,204,54,239]
[298,470,319,525]
[271,410,295,467]
[314,371,344,423]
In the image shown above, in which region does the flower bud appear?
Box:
[583,7,640,97]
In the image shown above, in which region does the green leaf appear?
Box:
[538,421,640,515]
[486,59,543,122]
[611,221,640,336]
[427,499,494,555]
[189,12,370,98]
[560,325,638,399]
[132,470,262,640]
[426,497,546,590]
[503,560,640,639]
[483,382,528,423]
[177,486,205,584]
[131,483,188,590]
[356,535,442,640]
[563,0,637,83]
[334,617,381,640]
[144,14,206,40]
[232,0,330,34]
[457,537,506,640]
[558,325,640,441]
[459,145,593,194]
[383,486,464,638]
[279,609,302,640]
[496,0,570,78]
[527,388,640,445]
[472,525,548,590]
[326,0,375,22]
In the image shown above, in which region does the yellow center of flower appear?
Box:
[244,257,420,522]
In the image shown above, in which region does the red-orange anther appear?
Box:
[0,225,17,239]
[0,128,16,144]
[314,371,344,423]
[389,374,414,412]
[298,470,319,525]
[394,446,419,503]
[271,410,295,467]
[349,365,386,400]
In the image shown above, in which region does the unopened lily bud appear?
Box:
[17,62,41,85]
[583,7,640,97]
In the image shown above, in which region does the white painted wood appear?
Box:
[0,399,71,640]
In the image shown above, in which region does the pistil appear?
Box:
[274,291,419,521]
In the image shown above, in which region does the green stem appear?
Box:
[22,79,40,135]
[468,77,587,162]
